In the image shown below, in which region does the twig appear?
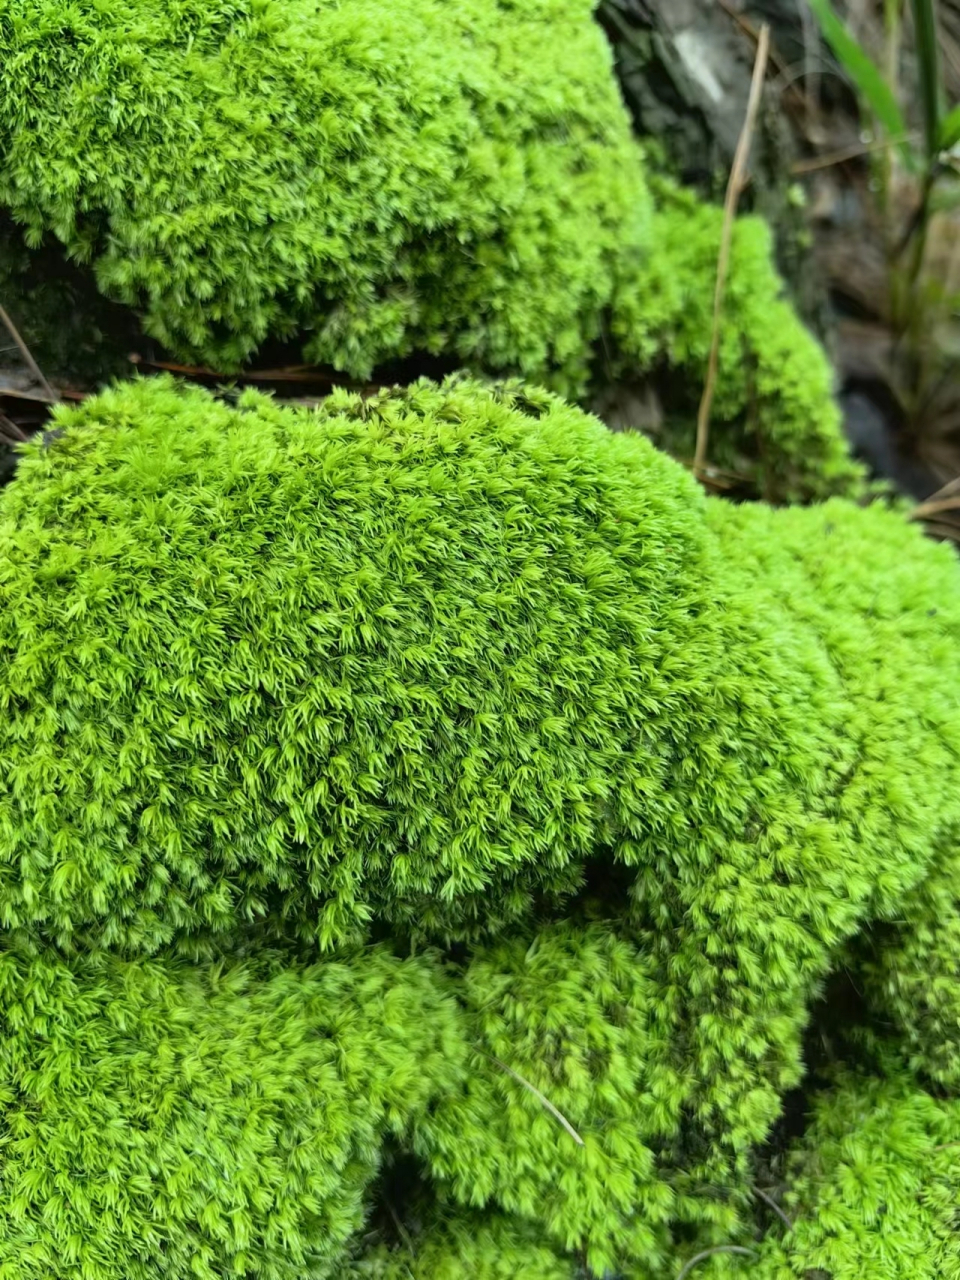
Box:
[0,412,27,442]
[716,0,788,77]
[752,1184,794,1232]
[791,131,920,174]
[0,304,58,404]
[694,24,770,479]
[482,1052,585,1147]
[676,1246,759,1280]
[129,353,376,390]
[909,476,960,521]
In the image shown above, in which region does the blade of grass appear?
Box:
[791,128,918,173]
[911,0,942,162]
[939,102,960,150]
[807,0,911,163]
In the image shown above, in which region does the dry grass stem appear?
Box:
[694,23,771,478]
[0,303,58,404]
[483,1052,585,1147]
[910,476,960,521]
[791,130,919,174]
[676,1245,759,1279]
[752,1183,794,1232]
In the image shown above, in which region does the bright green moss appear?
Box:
[609,493,960,1187]
[0,0,648,397]
[856,841,960,1089]
[413,921,749,1276]
[743,1061,960,1280]
[0,374,722,952]
[0,375,959,1274]
[0,943,464,1279]
[348,1210,577,1279]
[684,496,960,1143]
[0,0,855,498]
[703,495,960,932]
[614,182,862,502]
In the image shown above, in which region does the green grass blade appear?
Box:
[939,102,960,151]
[807,0,910,150]
[911,0,943,161]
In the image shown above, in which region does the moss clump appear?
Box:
[614,181,859,502]
[413,921,744,1275]
[0,0,647,396]
[745,1061,960,1280]
[855,840,960,1090]
[0,374,718,952]
[0,944,465,1279]
[0,375,958,1274]
[348,1210,576,1279]
[0,0,856,499]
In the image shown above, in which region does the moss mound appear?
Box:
[348,1210,576,1279]
[0,375,958,1274]
[0,944,464,1279]
[0,375,715,952]
[745,1059,960,1280]
[0,0,646,393]
[0,0,857,499]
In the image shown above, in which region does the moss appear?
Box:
[0,943,465,1279]
[0,0,648,398]
[0,374,718,952]
[743,1060,960,1280]
[0,375,959,1273]
[413,921,749,1275]
[348,1210,577,1279]
[855,839,960,1089]
[0,0,855,499]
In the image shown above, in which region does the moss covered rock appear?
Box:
[413,921,744,1275]
[0,0,856,498]
[614,181,858,502]
[0,374,958,1275]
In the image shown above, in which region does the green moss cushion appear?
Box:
[747,1060,960,1280]
[0,0,648,393]
[0,944,464,1279]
